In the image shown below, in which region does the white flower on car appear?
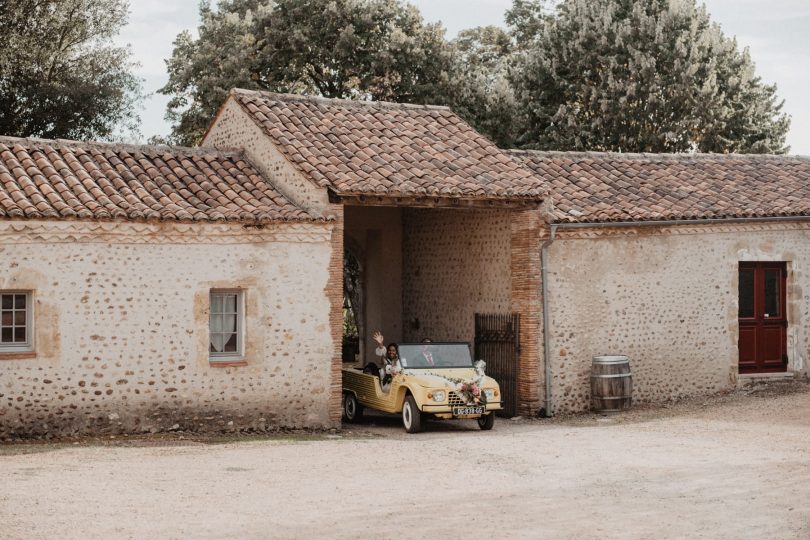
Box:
[385,363,402,376]
[473,360,486,387]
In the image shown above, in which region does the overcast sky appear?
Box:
[117,0,810,154]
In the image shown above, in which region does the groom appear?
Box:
[418,339,438,367]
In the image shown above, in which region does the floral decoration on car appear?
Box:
[424,360,489,405]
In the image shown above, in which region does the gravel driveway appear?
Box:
[2,381,809,539]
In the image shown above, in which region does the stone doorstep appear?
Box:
[737,371,797,387]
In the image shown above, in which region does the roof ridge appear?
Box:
[0,134,246,160]
[231,88,452,113]
[506,148,810,162]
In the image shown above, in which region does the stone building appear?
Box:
[510,150,810,414]
[1,89,808,436]
[0,90,544,437]
[0,139,340,436]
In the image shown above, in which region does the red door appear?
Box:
[738,262,787,373]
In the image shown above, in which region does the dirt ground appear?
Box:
[2,380,810,539]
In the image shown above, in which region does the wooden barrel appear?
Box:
[591,355,633,412]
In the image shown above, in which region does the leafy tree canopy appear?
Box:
[161,0,453,145]
[504,0,552,47]
[511,0,791,153]
[0,0,141,141]
[445,26,521,147]
[160,0,790,153]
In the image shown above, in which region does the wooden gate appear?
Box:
[474,313,520,417]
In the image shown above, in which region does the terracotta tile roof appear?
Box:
[229,89,544,202]
[509,150,810,223]
[0,136,317,223]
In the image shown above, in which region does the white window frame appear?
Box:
[0,291,33,352]
[209,289,244,362]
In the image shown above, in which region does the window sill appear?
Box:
[209,360,248,368]
[0,351,37,360]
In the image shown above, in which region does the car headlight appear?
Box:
[428,390,445,402]
[483,388,496,400]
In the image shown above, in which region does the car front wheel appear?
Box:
[343,392,363,423]
[402,395,423,433]
[477,413,495,430]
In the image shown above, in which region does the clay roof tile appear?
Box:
[509,150,810,224]
[228,89,545,202]
[0,136,321,224]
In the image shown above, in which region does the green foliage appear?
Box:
[343,249,361,340]
[445,26,522,147]
[161,0,453,145]
[160,0,790,154]
[0,0,141,141]
[511,0,791,153]
[504,0,552,46]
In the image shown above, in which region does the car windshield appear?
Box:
[397,343,473,369]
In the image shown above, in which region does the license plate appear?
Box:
[453,405,485,416]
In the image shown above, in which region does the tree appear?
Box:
[446,26,522,147]
[0,0,141,141]
[511,0,791,153]
[161,0,453,145]
[504,0,552,47]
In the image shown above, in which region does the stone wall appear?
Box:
[545,221,810,413]
[0,220,336,437]
[202,97,333,217]
[402,208,511,345]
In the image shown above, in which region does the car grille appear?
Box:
[448,392,466,406]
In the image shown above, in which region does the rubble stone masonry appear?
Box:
[545,222,810,413]
[0,220,336,437]
[402,208,512,345]
[402,207,545,415]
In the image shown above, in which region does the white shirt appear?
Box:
[375,346,402,387]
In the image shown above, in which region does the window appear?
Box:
[209,290,243,360]
[738,268,755,318]
[1,292,32,352]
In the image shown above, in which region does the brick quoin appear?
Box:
[510,208,543,416]
[327,205,345,426]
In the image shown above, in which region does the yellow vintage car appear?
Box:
[341,342,502,433]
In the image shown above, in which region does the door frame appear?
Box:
[738,261,788,374]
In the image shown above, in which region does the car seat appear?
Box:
[362,363,380,377]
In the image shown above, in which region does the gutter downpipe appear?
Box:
[539,214,810,417]
[540,223,557,418]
